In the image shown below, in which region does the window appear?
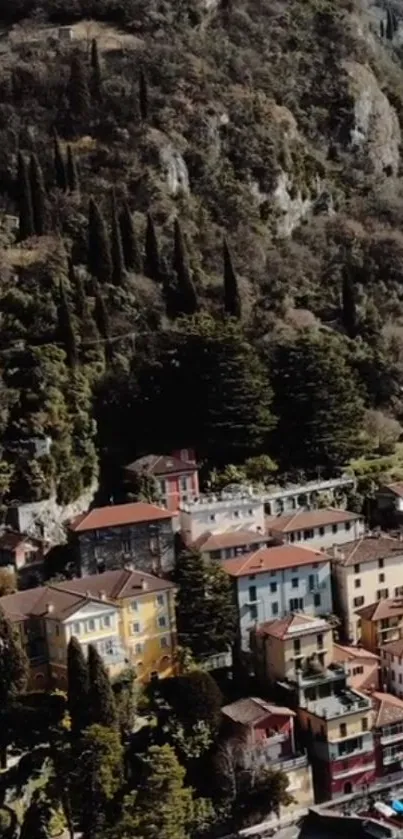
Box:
[379,558,384,569]
[379,573,385,583]
[270,582,277,593]
[352,665,364,675]
[293,639,301,655]
[135,643,142,655]
[354,564,360,574]
[209,514,216,522]
[395,587,403,597]
[159,479,167,496]
[317,633,324,649]
[88,619,95,631]
[160,636,169,649]
[73,622,80,635]
[272,602,279,616]
[289,532,295,543]
[291,577,299,589]
[399,674,402,685]
[353,596,364,607]
[377,588,389,600]
[158,616,167,628]
[210,550,221,560]
[319,527,325,536]
[332,524,338,534]
[304,529,314,540]
[156,594,165,607]
[122,539,131,553]
[103,615,111,628]
[289,598,303,611]
[249,585,257,603]
[249,574,256,581]
[308,574,315,592]
[132,622,141,634]
[345,522,351,531]
[354,578,361,588]
[180,477,188,493]
[314,593,321,607]
[340,723,347,737]
[233,510,239,519]
[131,600,138,612]
[249,604,258,620]
[362,718,368,732]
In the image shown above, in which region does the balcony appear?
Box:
[384,749,403,766]
[264,731,288,746]
[381,729,403,746]
[270,753,308,772]
[332,761,376,781]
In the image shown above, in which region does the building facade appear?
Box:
[262,475,356,516]
[68,501,175,576]
[252,614,334,685]
[124,450,199,512]
[223,545,333,652]
[330,536,403,644]
[192,529,269,562]
[356,598,403,654]
[179,490,265,543]
[375,483,403,527]
[332,643,379,693]
[0,530,50,586]
[372,691,403,777]
[266,508,364,551]
[380,637,403,698]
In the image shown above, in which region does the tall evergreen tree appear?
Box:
[93,283,110,341]
[29,153,48,236]
[88,198,112,284]
[66,145,79,193]
[386,6,394,39]
[69,259,85,319]
[173,218,198,315]
[58,280,78,369]
[74,725,123,839]
[17,151,34,241]
[110,191,125,286]
[119,201,141,272]
[53,131,67,192]
[90,39,102,100]
[0,607,28,706]
[67,637,89,735]
[341,264,357,339]
[87,644,117,728]
[223,237,241,318]
[139,68,148,121]
[143,213,161,281]
[20,795,51,839]
[67,53,90,129]
[380,18,385,37]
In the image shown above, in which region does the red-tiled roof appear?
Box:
[0,531,44,551]
[125,454,196,476]
[69,501,173,532]
[0,585,115,623]
[266,507,360,534]
[380,637,403,657]
[56,568,174,600]
[222,544,328,578]
[355,598,403,623]
[380,482,403,499]
[193,529,268,553]
[256,613,331,640]
[222,697,295,725]
[333,536,403,567]
[333,643,379,662]
[372,691,403,727]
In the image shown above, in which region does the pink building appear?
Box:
[124,449,199,512]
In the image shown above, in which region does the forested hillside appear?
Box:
[1,0,403,506]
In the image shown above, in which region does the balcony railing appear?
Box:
[381,730,403,746]
[270,753,308,772]
[264,731,288,746]
[384,750,403,766]
[332,761,376,781]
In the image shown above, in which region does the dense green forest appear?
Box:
[1,0,403,506]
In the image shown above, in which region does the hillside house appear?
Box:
[124,450,199,511]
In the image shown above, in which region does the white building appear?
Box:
[267,508,364,551]
[223,544,333,652]
[179,489,265,543]
[380,637,403,699]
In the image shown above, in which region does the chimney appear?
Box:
[46,603,54,614]
[141,578,148,591]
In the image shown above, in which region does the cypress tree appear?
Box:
[87,644,117,728]
[58,280,78,369]
[173,218,198,316]
[69,258,86,320]
[88,198,112,284]
[53,131,67,192]
[29,153,48,236]
[67,637,89,735]
[93,283,110,340]
[119,201,141,272]
[380,18,385,37]
[111,191,125,286]
[143,212,161,281]
[66,145,79,193]
[139,68,148,121]
[341,264,357,339]
[386,7,394,39]
[68,53,90,122]
[393,9,399,32]
[223,236,241,318]
[17,151,34,241]
[90,39,102,100]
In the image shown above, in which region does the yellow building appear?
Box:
[356,596,403,654]
[252,613,334,685]
[330,536,403,643]
[0,569,177,690]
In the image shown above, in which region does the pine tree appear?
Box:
[175,548,237,660]
[0,606,28,705]
[139,68,148,121]
[90,39,102,100]
[20,795,51,839]
[29,153,48,236]
[53,131,67,192]
[67,637,89,735]
[110,191,125,286]
[88,198,112,284]
[341,264,357,339]
[223,237,241,318]
[119,201,141,272]
[143,213,161,281]
[17,151,34,241]
[173,218,198,315]
[66,145,79,193]
[68,53,90,122]
[87,645,117,728]
[58,280,78,369]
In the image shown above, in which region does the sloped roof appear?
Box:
[380,482,403,499]
[0,531,44,551]
[333,643,379,662]
[256,613,330,640]
[69,501,173,532]
[372,691,403,727]
[266,507,360,534]
[355,598,403,622]
[125,454,196,476]
[193,529,268,553]
[380,637,403,657]
[0,585,116,623]
[222,697,295,725]
[56,568,174,600]
[333,536,403,567]
[223,544,327,577]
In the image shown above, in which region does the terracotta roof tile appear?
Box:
[380,637,403,657]
[56,568,174,599]
[372,691,403,727]
[256,613,331,640]
[381,482,403,499]
[266,507,360,534]
[125,454,196,476]
[332,536,403,567]
[222,544,328,577]
[193,529,268,553]
[333,643,379,662]
[355,598,403,623]
[222,697,295,725]
[0,585,115,623]
[69,501,173,532]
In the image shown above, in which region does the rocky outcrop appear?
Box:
[160,143,190,196]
